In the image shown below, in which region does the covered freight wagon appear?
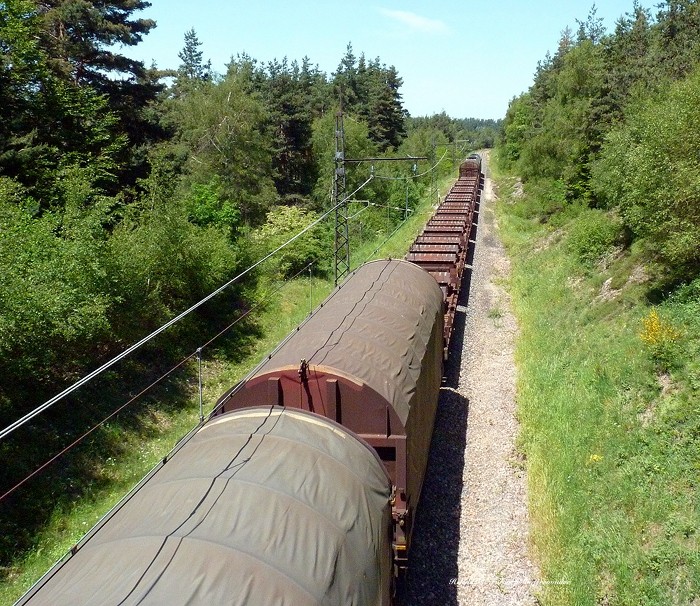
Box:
[17,408,393,606]
[217,259,445,568]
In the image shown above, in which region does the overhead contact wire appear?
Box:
[0,259,319,504]
[372,148,449,180]
[0,353,195,502]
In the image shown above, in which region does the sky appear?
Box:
[123,0,658,120]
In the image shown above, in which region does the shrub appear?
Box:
[640,308,682,370]
[593,66,700,279]
[507,178,568,222]
[0,177,113,382]
[250,206,329,280]
[184,177,240,237]
[566,208,623,265]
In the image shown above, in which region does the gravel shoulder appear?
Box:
[406,152,540,605]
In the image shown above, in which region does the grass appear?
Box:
[0,173,458,605]
[493,159,700,605]
[486,304,505,330]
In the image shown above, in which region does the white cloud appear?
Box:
[379,8,450,34]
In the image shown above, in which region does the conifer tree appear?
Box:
[36,0,155,87]
[655,0,700,78]
[34,0,163,188]
[176,28,211,92]
[0,0,126,202]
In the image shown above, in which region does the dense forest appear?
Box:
[0,0,500,582]
[500,1,700,288]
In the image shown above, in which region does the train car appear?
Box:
[407,155,482,355]
[17,407,393,606]
[460,153,482,179]
[216,259,445,572]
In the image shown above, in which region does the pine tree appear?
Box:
[334,42,358,107]
[363,60,406,151]
[299,56,330,117]
[655,0,700,79]
[576,4,606,43]
[33,0,164,189]
[603,3,654,120]
[264,57,316,200]
[176,28,211,92]
[36,0,155,87]
[0,0,126,203]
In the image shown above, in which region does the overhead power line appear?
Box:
[373,148,450,180]
[332,108,427,285]
[0,260,321,503]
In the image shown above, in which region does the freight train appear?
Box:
[16,156,483,606]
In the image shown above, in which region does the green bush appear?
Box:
[184,177,240,237]
[250,205,329,280]
[592,66,700,279]
[107,200,239,338]
[0,176,113,380]
[566,208,623,265]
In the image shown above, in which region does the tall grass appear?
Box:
[494,165,700,605]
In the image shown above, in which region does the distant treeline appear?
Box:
[499,1,700,288]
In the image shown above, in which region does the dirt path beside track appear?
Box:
[406,151,540,605]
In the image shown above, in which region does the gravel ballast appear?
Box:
[406,153,540,605]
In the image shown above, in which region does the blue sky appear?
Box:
[124,1,658,120]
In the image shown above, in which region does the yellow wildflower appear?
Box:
[587,454,603,465]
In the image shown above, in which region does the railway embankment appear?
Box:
[492,159,700,605]
[0,173,459,605]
